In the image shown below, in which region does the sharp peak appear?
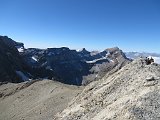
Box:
[77,48,89,52]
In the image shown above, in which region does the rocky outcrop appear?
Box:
[0,36,24,50]
[125,52,160,64]
[54,58,160,120]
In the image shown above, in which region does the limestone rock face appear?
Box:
[54,58,160,120]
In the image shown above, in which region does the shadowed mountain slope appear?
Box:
[0,35,130,85]
[0,36,29,83]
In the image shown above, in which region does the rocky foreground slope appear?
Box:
[0,80,82,120]
[54,58,160,120]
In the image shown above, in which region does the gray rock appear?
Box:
[54,58,160,120]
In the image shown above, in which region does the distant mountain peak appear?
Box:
[77,48,89,53]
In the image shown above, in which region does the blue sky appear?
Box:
[0,0,160,52]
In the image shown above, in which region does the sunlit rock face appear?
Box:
[54,58,160,120]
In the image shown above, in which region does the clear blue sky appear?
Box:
[0,0,160,52]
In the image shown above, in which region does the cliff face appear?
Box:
[21,47,130,85]
[0,36,130,85]
[0,36,29,83]
[54,58,160,120]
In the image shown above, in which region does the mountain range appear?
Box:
[0,36,130,85]
[1,35,160,120]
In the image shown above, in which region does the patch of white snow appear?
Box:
[17,47,24,52]
[31,56,38,62]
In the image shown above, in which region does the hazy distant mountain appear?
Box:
[125,52,160,64]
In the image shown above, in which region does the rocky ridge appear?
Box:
[54,58,160,120]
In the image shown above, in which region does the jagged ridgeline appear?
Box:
[0,36,130,85]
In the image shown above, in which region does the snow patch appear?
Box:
[86,57,107,63]
[106,51,110,56]
[31,56,38,62]
[16,71,29,81]
[86,55,114,64]
[17,47,24,52]
[76,49,83,52]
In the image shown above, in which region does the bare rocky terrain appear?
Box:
[1,57,160,120]
[54,58,160,120]
[1,36,160,120]
[0,80,83,120]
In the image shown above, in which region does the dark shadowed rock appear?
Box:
[0,36,130,85]
[22,46,130,85]
[21,47,90,85]
[0,36,29,83]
